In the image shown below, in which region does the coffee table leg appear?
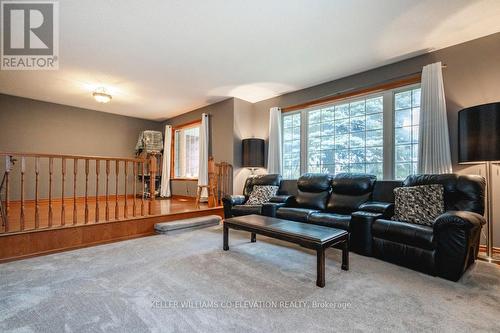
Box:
[223,225,229,251]
[341,239,349,271]
[316,248,325,288]
[251,232,256,243]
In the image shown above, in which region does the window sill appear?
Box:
[171,178,199,181]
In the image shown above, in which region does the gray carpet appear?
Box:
[1,226,499,333]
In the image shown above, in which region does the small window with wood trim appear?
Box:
[173,121,201,179]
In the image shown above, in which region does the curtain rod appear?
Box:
[281,63,447,112]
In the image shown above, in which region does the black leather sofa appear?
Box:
[223,172,486,281]
[222,174,282,218]
[370,174,486,281]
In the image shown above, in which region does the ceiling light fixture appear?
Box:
[92,87,112,103]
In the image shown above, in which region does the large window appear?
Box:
[307,96,384,179]
[174,124,200,179]
[281,85,421,180]
[282,112,301,179]
[394,88,420,179]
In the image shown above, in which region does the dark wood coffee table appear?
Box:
[223,214,349,287]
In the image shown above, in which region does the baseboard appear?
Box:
[479,245,500,255]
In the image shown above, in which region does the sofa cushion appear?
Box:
[276,207,318,222]
[403,174,485,215]
[393,184,444,226]
[245,185,279,205]
[327,173,376,213]
[308,212,351,230]
[373,218,435,250]
[243,174,282,198]
[294,173,332,210]
[232,205,262,216]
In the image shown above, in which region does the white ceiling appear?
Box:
[1,0,500,121]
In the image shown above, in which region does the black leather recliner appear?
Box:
[367,174,486,281]
[222,174,282,218]
[268,173,378,254]
[275,173,332,222]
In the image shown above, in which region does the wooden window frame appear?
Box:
[281,75,421,113]
[170,119,202,181]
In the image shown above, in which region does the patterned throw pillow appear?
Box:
[392,184,445,226]
[245,185,279,205]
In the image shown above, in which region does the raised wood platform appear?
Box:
[0,197,223,263]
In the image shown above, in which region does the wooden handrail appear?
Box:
[0,151,154,234]
[0,152,144,162]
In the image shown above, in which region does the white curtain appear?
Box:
[267,107,282,174]
[160,125,172,197]
[418,61,452,174]
[198,113,209,200]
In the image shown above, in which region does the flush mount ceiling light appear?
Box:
[92,87,112,103]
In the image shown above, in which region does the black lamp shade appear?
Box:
[242,138,265,168]
[458,102,500,163]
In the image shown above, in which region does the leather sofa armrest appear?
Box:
[433,211,486,231]
[269,195,294,204]
[222,195,246,206]
[433,211,486,281]
[358,201,394,218]
[262,202,287,217]
[222,195,246,218]
[350,211,384,256]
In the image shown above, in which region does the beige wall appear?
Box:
[233,98,265,194]
[0,94,162,200]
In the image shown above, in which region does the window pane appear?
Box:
[366,113,383,130]
[303,94,384,178]
[282,113,301,179]
[322,108,335,122]
[335,118,350,135]
[350,116,365,132]
[350,163,365,173]
[309,110,321,124]
[394,87,421,179]
[320,150,334,165]
[321,122,335,136]
[412,89,421,107]
[366,97,383,114]
[395,109,411,127]
[350,101,365,117]
[321,137,334,150]
[174,126,200,178]
[395,145,412,162]
[395,163,411,180]
[335,104,350,119]
[335,135,349,150]
[349,149,365,163]
[350,132,365,148]
[366,130,383,147]
[366,163,383,179]
[308,136,320,150]
[395,127,411,144]
[395,91,411,110]
[366,147,383,163]
[412,107,420,125]
[309,123,320,137]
